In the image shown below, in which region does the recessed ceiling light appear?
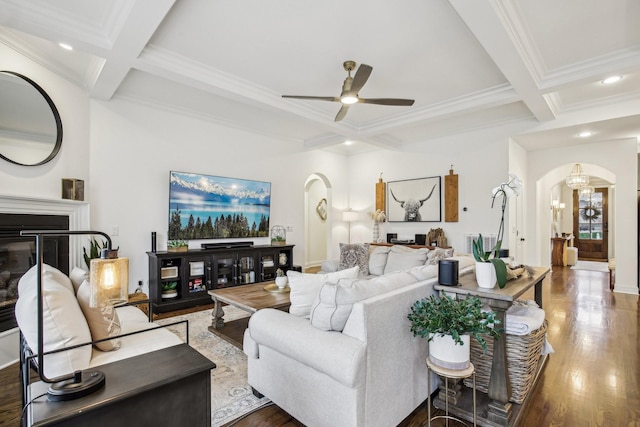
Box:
[344,140,353,146]
[578,131,592,138]
[58,42,73,51]
[601,75,622,85]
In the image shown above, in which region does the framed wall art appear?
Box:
[387,176,441,222]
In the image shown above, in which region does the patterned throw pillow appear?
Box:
[426,247,455,265]
[339,243,370,276]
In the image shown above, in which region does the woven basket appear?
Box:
[463,320,547,404]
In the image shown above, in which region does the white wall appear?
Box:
[306,177,328,266]
[0,44,90,199]
[89,99,349,291]
[347,137,510,254]
[527,139,637,294]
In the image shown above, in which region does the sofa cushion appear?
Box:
[368,245,391,276]
[69,266,89,295]
[339,243,370,276]
[383,246,429,274]
[15,264,92,378]
[310,271,418,332]
[426,247,455,265]
[76,280,122,351]
[287,266,360,317]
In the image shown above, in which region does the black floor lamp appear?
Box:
[20,230,128,401]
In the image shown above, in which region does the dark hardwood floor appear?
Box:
[2,265,638,427]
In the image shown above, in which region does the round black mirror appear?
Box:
[0,71,62,166]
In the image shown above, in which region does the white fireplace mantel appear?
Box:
[0,194,90,269]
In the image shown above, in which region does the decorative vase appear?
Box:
[475,262,497,289]
[275,276,288,289]
[429,333,470,370]
[372,222,380,242]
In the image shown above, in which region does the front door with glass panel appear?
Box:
[573,188,608,260]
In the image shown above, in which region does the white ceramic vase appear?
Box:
[275,276,288,288]
[475,261,497,289]
[429,333,470,370]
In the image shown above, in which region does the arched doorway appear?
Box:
[304,173,332,269]
[534,163,615,269]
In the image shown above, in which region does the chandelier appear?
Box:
[578,185,594,197]
[566,163,589,189]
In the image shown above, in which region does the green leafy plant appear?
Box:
[408,294,500,352]
[276,268,285,277]
[167,239,187,248]
[472,234,508,289]
[162,281,178,292]
[83,238,107,269]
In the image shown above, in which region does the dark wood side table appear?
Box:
[551,237,571,266]
[27,344,215,427]
[433,266,549,427]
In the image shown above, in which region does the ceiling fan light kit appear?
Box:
[282,60,415,121]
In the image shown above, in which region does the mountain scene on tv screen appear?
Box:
[168,172,270,240]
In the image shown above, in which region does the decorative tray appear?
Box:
[263,283,290,293]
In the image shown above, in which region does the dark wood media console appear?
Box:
[148,244,294,313]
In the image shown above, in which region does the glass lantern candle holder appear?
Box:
[271,225,286,246]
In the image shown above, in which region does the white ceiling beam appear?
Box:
[90,0,176,100]
[448,0,556,122]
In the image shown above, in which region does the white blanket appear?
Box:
[505,300,545,336]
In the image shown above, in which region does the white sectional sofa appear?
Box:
[244,244,474,427]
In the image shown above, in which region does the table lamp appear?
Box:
[20,230,128,401]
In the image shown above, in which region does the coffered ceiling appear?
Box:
[1,0,639,155]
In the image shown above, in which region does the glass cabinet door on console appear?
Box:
[159,258,182,302]
[259,251,277,281]
[214,254,236,288]
[237,254,257,285]
[186,256,211,296]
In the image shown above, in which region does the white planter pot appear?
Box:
[475,262,497,289]
[429,333,470,370]
[275,276,288,288]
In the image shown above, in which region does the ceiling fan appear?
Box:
[282,61,415,122]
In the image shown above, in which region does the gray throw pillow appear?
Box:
[339,243,370,276]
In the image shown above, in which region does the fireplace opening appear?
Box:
[0,213,69,332]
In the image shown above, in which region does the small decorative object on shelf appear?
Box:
[271,225,286,245]
[162,281,178,299]
[167,239,188,252]
[275,268,288,289]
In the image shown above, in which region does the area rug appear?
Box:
[156,307,270,426]
[570,260,609,273]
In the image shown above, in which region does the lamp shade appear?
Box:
[90,257,128,307]
[343,210,359,222]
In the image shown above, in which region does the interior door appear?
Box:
[573,188,608,260]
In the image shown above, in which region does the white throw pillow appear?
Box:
[310,271,418,332]
[15,264,92,378]
[287,266,359,317]
[383,246,429,274]
[69,266,89,295]
[76,280,122,351]
[368,245,391,276]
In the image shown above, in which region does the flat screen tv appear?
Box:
[168,171,271,240]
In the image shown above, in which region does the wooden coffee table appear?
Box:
[207,282,290,348]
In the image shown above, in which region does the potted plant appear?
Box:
[472,174,522,289]
[161,281,178,299]
[83,238,108,269]
[408,294,500,370]
[167,239,188,252]
[472,234,508,289]
[275,268,288,288]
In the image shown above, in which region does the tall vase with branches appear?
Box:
[368,209,386,243]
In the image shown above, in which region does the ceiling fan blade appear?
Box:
[335,105,349,122]
[350,64,373,95]
[359,98,415,106]
[282,95,340,102]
